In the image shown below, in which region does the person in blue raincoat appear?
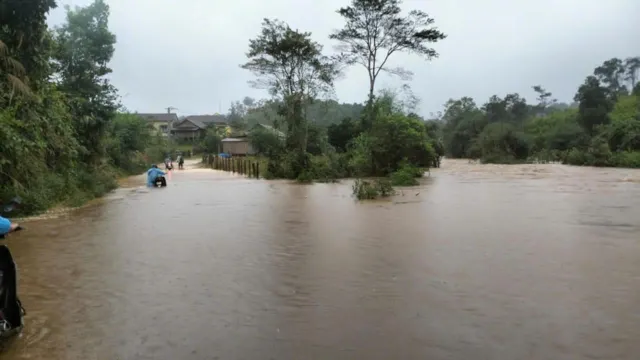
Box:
[146,165,167,187]
[0,215,18,236]
[0,198,21,236]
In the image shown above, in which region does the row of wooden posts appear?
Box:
[202,154,260,178]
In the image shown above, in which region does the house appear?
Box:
[136,113,179,136]
[221,136,254,156]
[220,123,285,156]
[171,114,230,141]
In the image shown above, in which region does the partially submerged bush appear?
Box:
[352,178,395,200]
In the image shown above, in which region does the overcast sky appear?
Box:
[46,0,639,117]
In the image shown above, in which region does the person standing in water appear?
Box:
[177,155,184,170]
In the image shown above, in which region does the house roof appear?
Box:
[136,113,179,123]
[183,114,228,129]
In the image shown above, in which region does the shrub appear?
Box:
[389,161,422,185]
[352,178,395,200]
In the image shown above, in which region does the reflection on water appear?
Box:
[2,159,640,359]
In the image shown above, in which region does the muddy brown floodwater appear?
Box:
[2,159,640,360]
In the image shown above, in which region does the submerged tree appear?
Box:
[240,18,338,175]
[330,0,446,105]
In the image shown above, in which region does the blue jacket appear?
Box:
[0,215,11,235]
[146,168,166,187]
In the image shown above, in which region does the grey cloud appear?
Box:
[48,0,640,117]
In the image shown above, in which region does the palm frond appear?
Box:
[5,57,26,77]
[6,74,32,96]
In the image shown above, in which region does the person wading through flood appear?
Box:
[177,154,184,170]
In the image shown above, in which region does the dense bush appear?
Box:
[352,178,395,200]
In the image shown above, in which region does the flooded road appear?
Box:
[3,159,640,360]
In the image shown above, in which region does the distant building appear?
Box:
[171,114,230,141]
[220,123,286,156]
[136,113,179,136]
[221,136,254,156]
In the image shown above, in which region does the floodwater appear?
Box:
[2,159,640,360]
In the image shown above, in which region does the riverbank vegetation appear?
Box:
[438,57,640,167]
[0,0,168,215]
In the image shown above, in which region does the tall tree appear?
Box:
[624,56,640,89]
[227,101,248,131]
[242,96,256,108]
[532,85,556,113]
[240,18,338,170]
[53,0,118,163]
[574,76,613,135]
[594,58,627,97]
[329,0,446,104]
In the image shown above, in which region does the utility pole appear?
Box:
[166,106,178,114]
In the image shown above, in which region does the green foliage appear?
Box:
[249,126,285,157]
[201,127,223,154]
[352,178,395,200]
[307,153,347,182]
[574,76,613,135]
[53,0,118,164]
[367,111,436,175]
[328,117,361,152]
[473,123,530,163]
[0,0,56,100]
[105,113,154,173]
[389,162,423,186]
[609,151,640,168]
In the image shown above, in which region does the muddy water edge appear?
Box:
[2,159,640,360]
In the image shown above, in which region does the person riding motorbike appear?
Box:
[0,198,21,237]
[0,197,26,337]
[147,165,167,187]
[0,215,19,237]
[164,157,173,171]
